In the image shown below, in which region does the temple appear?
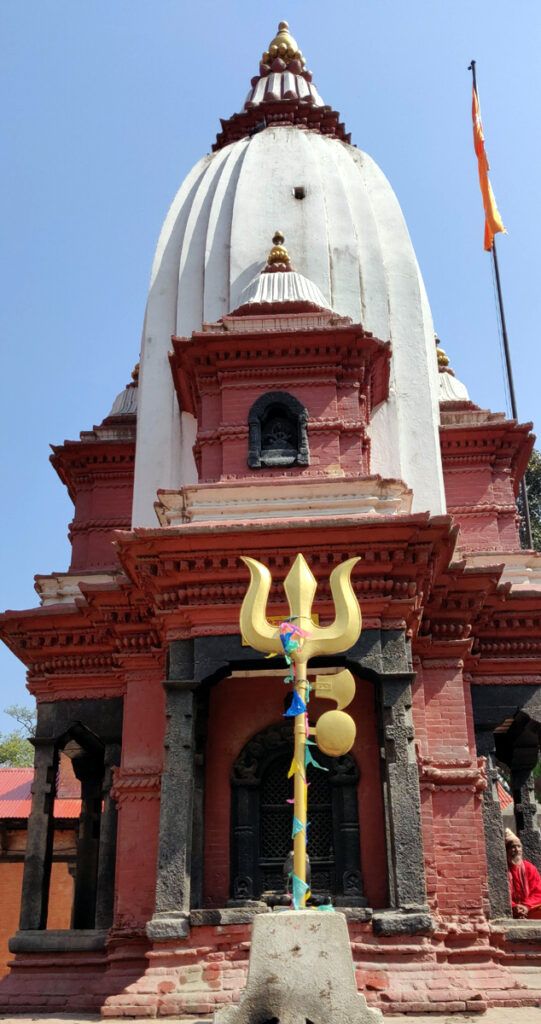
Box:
[1,20,541,1017]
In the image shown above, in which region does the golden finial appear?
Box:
[267,230,290,266]
[131,362,140,383]
[262,21,305,67]
[435,336,450,370]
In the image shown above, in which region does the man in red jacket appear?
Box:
[506,828,541,919]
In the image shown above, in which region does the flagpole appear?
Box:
[468,60,533,549]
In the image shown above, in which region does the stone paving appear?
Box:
[0,1011,540,1024]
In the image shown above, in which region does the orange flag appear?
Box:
[472,85,506,251]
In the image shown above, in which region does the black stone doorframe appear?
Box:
[146,629,430,939]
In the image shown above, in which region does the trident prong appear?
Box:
[240,553,361,658]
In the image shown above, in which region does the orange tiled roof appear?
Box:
[0,767,80,819]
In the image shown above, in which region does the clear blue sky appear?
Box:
[1,1,540,731]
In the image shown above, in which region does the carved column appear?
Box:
[230,782,260,902]
[72,757,103,929]
[475,729,512,918]
[95,742,121,929]
[190,685,209,910]
[379,675,427,910]
[19,740,58,930]
[147,642,197,939]
[332,760,366,907]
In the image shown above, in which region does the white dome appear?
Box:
[133,126,445,525]
[233,268,333,314]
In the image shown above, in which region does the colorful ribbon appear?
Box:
[288,757,305,779]
[292,874,311,910]
[305,746,328,771]
[279,621,310,660]
[284,691,307,717]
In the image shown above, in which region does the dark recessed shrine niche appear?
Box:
[248,391,309,469]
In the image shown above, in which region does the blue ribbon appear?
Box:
[292,874,310,910]
[283,691,307,717]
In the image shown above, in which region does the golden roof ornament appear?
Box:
[262,21,305,68]
[268,230,289,264]
[435,335,450,370]
[263,230,293,273]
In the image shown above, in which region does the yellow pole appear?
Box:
[293,655,308,906]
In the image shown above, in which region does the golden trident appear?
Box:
[240,553,362,908]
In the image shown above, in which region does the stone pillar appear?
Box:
[95,742,121,929]
[190,686,209,909]
[72,758,103,929]
[19,740,58,930]
[332,761,366,907]
[146,649,197,940]
[379,675,427,910]
[512,771,541,870]
[229,783,260,902]
[475,729,511,918]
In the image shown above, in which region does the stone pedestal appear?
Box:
[213,910,382,1024]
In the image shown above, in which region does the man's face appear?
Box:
[507,840,523,866]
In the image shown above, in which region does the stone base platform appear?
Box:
[1,914,540,1017]
[213,910,381,1024]
[1,1011,541,1024]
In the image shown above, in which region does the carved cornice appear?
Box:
[31,680,125,701]
[169,324,390,420]
[440,413,533,492]
[0,514,460,681]
[467,588,541,674]
[214,100,351,152]
[418,561,503,651]
[51,440,135,504]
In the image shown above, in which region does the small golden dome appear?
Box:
[267,230,291,266]
[262,21,305,67]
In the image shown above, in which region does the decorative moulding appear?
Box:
[154,476,412,527]
[464,551,541,592]
[35,572,118,607]
[207,310,351,334]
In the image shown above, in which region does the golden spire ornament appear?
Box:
[266,230,290,267]
[240,553,362,908]
[262,21,305,68]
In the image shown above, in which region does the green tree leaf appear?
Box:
[0,730,34,767]
[0,704,37,766]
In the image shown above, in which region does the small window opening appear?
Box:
[248,391,310,469]
[293,186,306,200]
